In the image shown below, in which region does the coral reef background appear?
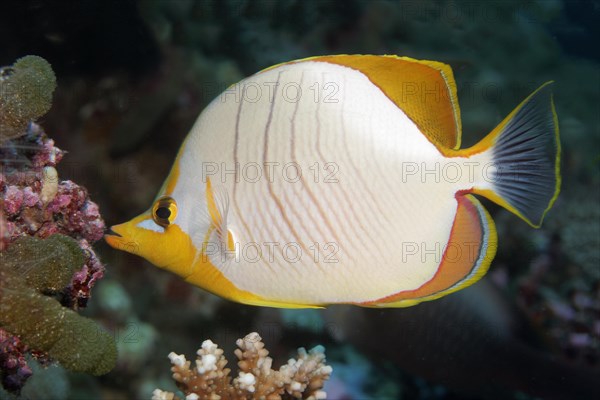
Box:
[1,0,598,399]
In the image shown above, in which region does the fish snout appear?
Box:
[104,223,140,255]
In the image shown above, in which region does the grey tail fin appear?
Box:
[471,82,561,228]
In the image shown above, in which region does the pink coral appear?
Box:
[3,186,23,215]
[0,328,32,392]
[67,239,105,309]
[0,123,108,391]
[45,180,106,242]
[29,124,63,167]
[0,126,107,303]
[0,125,105,247]
[22,187,38,207]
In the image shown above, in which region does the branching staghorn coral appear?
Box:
[153,332,332,400]
[0,235,117,381]
[0,56,56,141]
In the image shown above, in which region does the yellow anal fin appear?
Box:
[236,297,325,309]
[362,194,497,308]
[185,257,323,309]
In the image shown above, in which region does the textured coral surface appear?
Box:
[153,332,332,400]
[0,56,56,141]
[0,235,117,379]
[1,1,598,398]
[1,119,113,392]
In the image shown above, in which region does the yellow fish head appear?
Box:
[104,196,196,278]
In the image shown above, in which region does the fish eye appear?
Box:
[152,196,177,228]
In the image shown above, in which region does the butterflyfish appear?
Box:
[105,55,560,308]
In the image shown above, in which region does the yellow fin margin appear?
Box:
[261,54,462,150]
[362,194,497,308]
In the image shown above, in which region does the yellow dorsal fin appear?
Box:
[287,55,462,150]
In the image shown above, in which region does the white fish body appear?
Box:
[106,55,560,308]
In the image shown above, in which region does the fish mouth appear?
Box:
[104,223,141,255]
[104,224,130,250]
[105,227,122,238]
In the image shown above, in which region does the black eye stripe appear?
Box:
[152,196,177,228]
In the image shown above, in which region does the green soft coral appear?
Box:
[0,55,57,141]
[0,235,116,375]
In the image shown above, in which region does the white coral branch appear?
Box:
[154,332,332,400]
